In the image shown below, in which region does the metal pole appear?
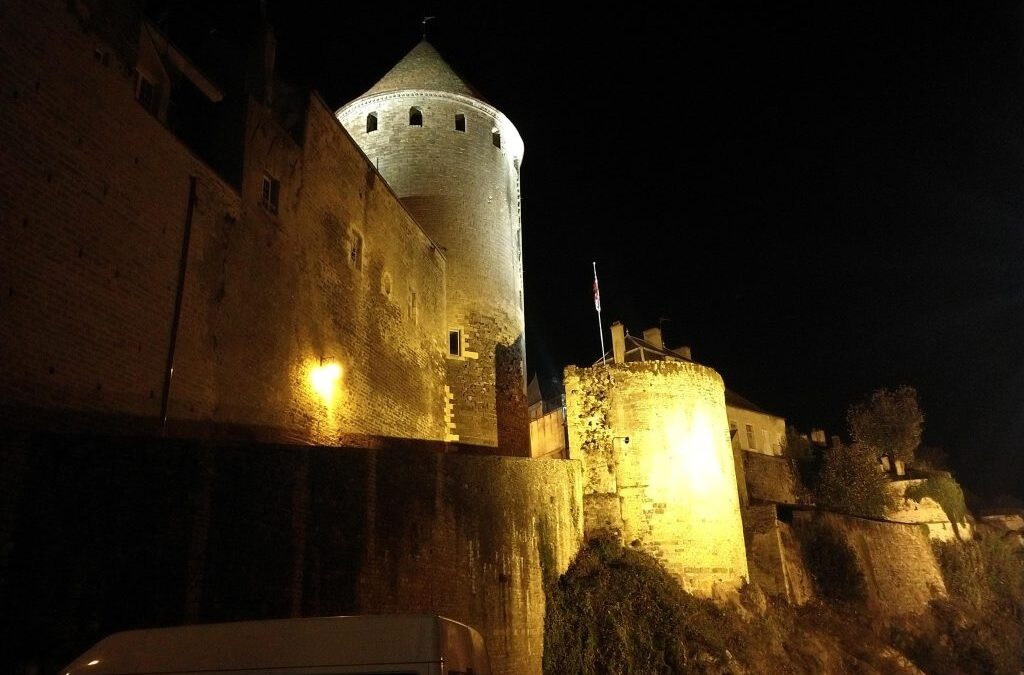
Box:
[593,261,606,365]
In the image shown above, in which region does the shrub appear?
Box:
[905,474,967,526]
[815,442,896,518]
[543,537,742,674]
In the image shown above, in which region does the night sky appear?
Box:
[166,2,1024,502]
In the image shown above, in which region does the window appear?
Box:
[763,429,770,453]
[366,112,378,133]
[381,272,392,297]
[729,421,738,438]
[94,48,109,66]
[492,129,501,148]
[135,72,160,116]
[260,173,279,214]
[409,106,422,126]
[350,231,363,269]
[448,329,462,356]
[455,113,466,132]
[745,424,755,449]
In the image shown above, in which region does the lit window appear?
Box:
[745,424,755,449]
[260,173,279,214]
[448,329,462,356]
[409,106,422,126]
[455,113,466,132]
[492,129,501,148]
[135,72,160,115]
[350,231,363,269]
[366,112,378,133]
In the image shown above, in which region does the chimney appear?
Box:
[642,327,664,350]
[672,345,692,360]
[611,321,626,364]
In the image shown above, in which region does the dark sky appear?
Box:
[173,1,1024,501]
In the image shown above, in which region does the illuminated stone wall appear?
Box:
[171,98,448,444]
[0,0,448,444]
[0,434,584,675]
[742,505,813,604]
[337,65,529,454]
[794,511,946,616]
[743,451,806,505]
[564,361,749,596]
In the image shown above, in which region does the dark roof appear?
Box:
[591,333,690,366]
[360,41,482,100]
[725,389,770,415]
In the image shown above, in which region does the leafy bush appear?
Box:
[815,442,896,518]
[900,532,1024,674]
[796,518,867,604]
[905,474,967,526]
[543,537,743,674]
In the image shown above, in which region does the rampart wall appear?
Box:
[795,511,946,616]
[0,432,583,674]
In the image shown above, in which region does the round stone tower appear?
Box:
[336,41,527,453]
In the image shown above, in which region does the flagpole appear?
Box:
[593,261,606,365]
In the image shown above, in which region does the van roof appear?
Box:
[62,614,488,674]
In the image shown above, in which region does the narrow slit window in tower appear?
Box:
[455,114,466,132]
[366,112,377,133]
[492,129,501,148]
[409,107,423,126]
[745,424,755,450]
[449,329,462,356]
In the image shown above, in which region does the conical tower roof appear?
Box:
[361,40,482,100]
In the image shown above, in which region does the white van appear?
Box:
[61,614,490,675]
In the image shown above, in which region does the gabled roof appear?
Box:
[361,41,481,100]
[592,334,690,367]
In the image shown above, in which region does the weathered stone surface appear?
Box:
[0,433,583,674]
[564,361,748,596]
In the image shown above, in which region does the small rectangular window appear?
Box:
[745,424,755,449]
[448,329,462,356]
[455,113,466,132]
[492,130,501,148]
[260,173,280,214]
[135,73,160,116]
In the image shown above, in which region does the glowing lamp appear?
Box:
[310,359,342,402]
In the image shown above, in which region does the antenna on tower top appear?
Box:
[422,15,435,40]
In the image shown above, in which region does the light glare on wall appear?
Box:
[310,360,342,403]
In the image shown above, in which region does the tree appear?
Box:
[846,385,924,465]
[815,442,897,518]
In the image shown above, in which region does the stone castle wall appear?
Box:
[337,89,528,453]
[564,361,748,596]
[795,510,946,616]
[0,0,447,444]
[0,432,583,674]
[744,451,806,505]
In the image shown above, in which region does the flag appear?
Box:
[592,263,601,313]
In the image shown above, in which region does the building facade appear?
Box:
[336,42,529,454]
